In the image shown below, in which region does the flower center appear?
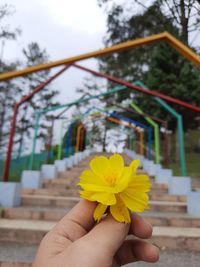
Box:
[104,172,117,186]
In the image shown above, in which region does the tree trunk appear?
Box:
[102,124,108,152]
[175,128,180,164]
[0,90,9,153]
[17,104,29,159]
[180,0,189,44]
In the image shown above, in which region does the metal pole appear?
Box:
[157,99,186,176]
[2,65,70,180]
[114,102,169,163]
[47,120,54,163]
[1,32,199,80]
[73,64,200,113]
[2,104,19,181]
[110,112,152,159]
[76,125,83,152]
[79,127,85,151]
[129,102,160,163]
[140,131,144,155]
[177,115,186,176]
[28,113,40,170]
[134,81,186,176]
[57,120,65,160]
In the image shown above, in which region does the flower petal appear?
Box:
[129,175,150,192]
[80,190,116,205]
[79,170,106,186]
[94,203,107,221]
[80,190,94,200]
[78,183,116,193]
[116,166,132,191]
[90,156,110,177]
[109,154,124,176]
[130,159,140,174]
[91,192,116,205]
[110,196,130,223]
[119,190,149,212]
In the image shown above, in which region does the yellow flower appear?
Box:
[78,154,150,223]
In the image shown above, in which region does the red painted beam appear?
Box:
[73,64,200,113]
[2,65,71,182]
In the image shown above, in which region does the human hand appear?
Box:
[32,200,159,267]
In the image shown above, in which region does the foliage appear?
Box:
[0,4,21,156]
[97,0,200,131]
[16,42,59,157]
[98,0,200,45]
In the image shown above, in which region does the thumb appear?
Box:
[83,214,130,257]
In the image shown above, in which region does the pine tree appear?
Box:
[16,42,59,157]
[97,0,200,130]
[0,4,21,157]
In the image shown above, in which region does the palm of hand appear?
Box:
[32,200,159,267]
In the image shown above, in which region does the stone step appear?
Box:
[149,193,186,202]
[143,211,200,227]
[149,201,186,213]
[22,188,79,197]
[2,206,69,221]
[3,206,198,227]
[42,178,78,189]
[22,195,79,208]
[21,195,186,213]
[0,219,200,252]
[0,242,36,267]
[22,188,185,202]
[0,219,55,244]
[152,226,200,252]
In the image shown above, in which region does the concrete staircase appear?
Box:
[0,153,200,266]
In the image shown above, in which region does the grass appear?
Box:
[0,207,3,218]
[169,153,200,178]
[163,130,200,178]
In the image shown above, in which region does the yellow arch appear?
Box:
[0,32,199,81]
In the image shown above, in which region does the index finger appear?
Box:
[53,200,97,241]
[129,213,153,239]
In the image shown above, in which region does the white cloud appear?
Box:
[37,0,106,34]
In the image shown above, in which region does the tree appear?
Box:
[0,4,61,160]
[159,0,200,44]
[98,0,200,45]
[0,4,21,157]
[0,4,20,42]
[0,61,22,155]
[97,0,200,131]
[16,43,59,157]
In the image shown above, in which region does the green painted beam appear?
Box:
[134,81,186,176]
[129,102,160,164]
[57,120,65,160]
[28,113,40,170]
[29,86,129,169]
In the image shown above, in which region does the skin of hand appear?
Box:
[32,200,159,267]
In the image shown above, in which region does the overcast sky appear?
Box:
[2,0,107,104]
